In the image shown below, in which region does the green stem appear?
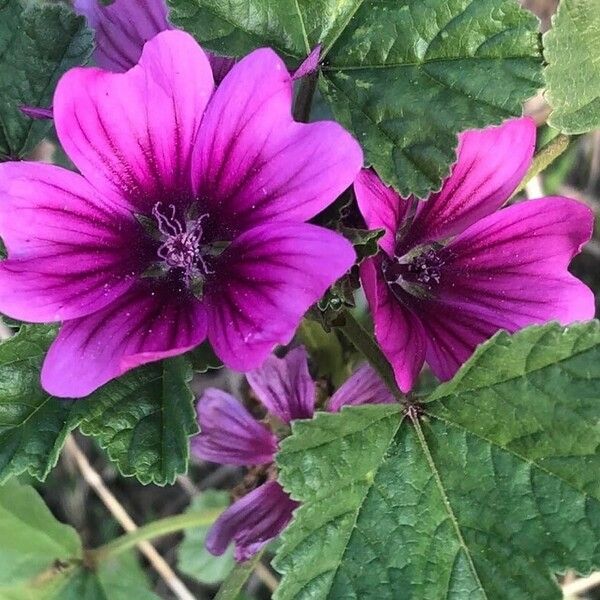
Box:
[293,72,318,122]
[215,549,265,600]
[339,311,403,400]
[510,133,570,199]
[88,509,222,564]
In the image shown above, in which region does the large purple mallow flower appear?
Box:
[0,31,362,397]
[356,117,595,393]
[193,346,394,561]
[73,0,237,81]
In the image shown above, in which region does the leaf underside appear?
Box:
[275,322,600,599]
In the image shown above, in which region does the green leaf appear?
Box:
[0,1,92,158]
[54,554,160,600]
[0,481,81,589]
[275,322,600,599]
[71,357,198,485]
[169,0,543,197]
[339,227,384,263]
[544,0,600,133]
[188,341,223,373]
[178,491,234,585]
[0,325,74,483]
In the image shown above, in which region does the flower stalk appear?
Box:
[339,311,403,400]
[88,509,223,564]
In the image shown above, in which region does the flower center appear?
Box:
[382,244,445,300]
[153,203,212,279]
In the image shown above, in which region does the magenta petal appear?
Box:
[74,0,171,72]
[406,117,536,246]
[354,168,410,256]
[328,363,395,412]
[246,347,315,424]
[41,282,207,398]
[0,162,139,322]
[206,223,356,371]
[206,481,298,561]
[421,197,595,381]
[360,258,427,393]
[192,389,278,465]
[194,48,362,234]
[54,30,214,212]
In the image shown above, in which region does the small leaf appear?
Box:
[170,0,543,197]
[0,1,93,158]
[0,481,81,588]
[178,491,233,585]
[0,325,74,483]
[339,227,384,262]
[72,357,198,486]
[275,321,600,599]
[544,0,600,133]
[188,341,223,373]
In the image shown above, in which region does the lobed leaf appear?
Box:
[0,1,92,159]
[71,356,198,486]
[169,0,543,197]
[275,321,600,599]
[0,325,74,483]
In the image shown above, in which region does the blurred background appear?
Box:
[14,0,600,598]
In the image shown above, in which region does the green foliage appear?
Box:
[178,491,233,585]
[169,0,543,197]
[545,0,600,134]
[188,341,223,373]
[0,326,198,486]
[72,357,198,486]
[0,326,73,484]
[54,554,160,600]
[0,481,158,599]
[0,480,81,589]
[275,322,600,599]
[0,1,92,159]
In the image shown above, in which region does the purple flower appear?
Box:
[356,117,595,393]
[74,0,236,82]
[0,31,362,397]
[193,346,393,561]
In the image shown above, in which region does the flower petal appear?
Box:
[194,48,362,235]
[54,30,213,213]
[354,169,410,256]
[41,282,207,398]
[0,162,140,322]
[405,117,536,247]
[328,363,395,412]
[74,0,171,72]
[192,389,278,465]
[246,347,315,424]
[206,223,356,371]
[420,197,595,381]
[360,257,427,393]
[206,481,298,561]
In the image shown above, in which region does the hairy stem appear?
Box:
[510,133,570,199]
[88,509,222,563]
[293,72,318,122]
[215,550,265,600]
[339,311,403,400]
